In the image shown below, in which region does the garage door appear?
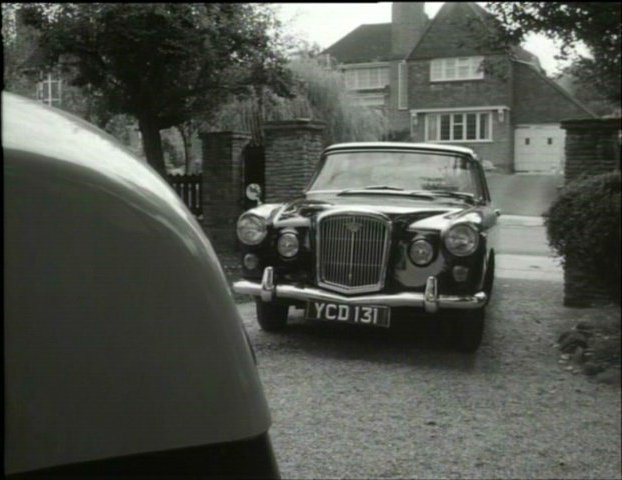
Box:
[514,124,565,173]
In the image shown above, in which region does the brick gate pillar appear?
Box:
[561,118,621,184]
[263,120,326,203]
[560,118,621,306]
[199,131,251,250]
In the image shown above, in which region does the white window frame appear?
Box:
[349,92,386,108]
[397,61,407,110]
[424,111,493,143]
[430,56,484,82]
[36,72,62,107]
[342,62,390,91]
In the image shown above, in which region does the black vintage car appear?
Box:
[234,142,499,352]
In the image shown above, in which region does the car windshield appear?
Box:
[308,150,483,199]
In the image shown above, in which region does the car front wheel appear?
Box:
[255,300,289,331]
[446,308,485,353]
[483,254,495,305]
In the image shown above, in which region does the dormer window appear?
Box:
[430,56,484,82]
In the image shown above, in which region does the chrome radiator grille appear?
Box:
[316,213,391,294]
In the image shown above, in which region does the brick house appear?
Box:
[322,2,596,173]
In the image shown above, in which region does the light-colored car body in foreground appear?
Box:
[3,92,276,477]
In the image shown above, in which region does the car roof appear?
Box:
[324,142,478,158]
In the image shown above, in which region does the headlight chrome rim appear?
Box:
[444,223,479,257]
[236,214,268,245]
[408,238,434,266]
[277,232,299,258]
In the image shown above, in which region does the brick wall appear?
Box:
[560,117,621,306]
[405,56,513,171]
[263,120,325,203]
[199,131,251,249]
[562,118,621,182]
[408,56,512,110]
[391,2,427,58]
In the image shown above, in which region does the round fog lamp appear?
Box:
[277,232,299,258]
[408,239,434,266]
[243,253,259,270]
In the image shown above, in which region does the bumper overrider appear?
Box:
[233,267,487,313]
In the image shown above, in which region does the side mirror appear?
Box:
[246,183,262,206]
[494,209,501,217]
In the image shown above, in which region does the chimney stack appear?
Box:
[391,2,428,58]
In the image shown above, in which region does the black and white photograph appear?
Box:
[3,2,621,478]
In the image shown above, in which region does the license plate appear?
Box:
[306,302,390,328]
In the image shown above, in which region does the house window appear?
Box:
[36,73,62,107]
[426,112,492,142]
[430,56,484,82]
[398,61,407,110]
[350,92,386,108]
[344,67,389,90]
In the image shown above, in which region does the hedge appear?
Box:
[545,171,621,303]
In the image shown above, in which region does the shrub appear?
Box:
[544,171,621,302]
[207,56,388,146]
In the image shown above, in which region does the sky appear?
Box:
[273,2,573,77]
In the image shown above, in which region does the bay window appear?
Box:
[426,111,491,142]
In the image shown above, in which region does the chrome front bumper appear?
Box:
[233,267,487,313]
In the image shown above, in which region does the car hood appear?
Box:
[265,192,476,230]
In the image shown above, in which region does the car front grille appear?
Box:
[316,212,391,294]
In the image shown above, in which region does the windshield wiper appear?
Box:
[426,190,476,204]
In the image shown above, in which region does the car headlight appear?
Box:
[277,232,299,258]
[408,238,434,266]
[444,223,479,257]
[237,214,267,245]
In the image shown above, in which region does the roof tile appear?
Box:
[322,23,392,63]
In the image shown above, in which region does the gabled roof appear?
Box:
[408,3,501,59]
[512,60,597,121]
[407,2,539,66]
[323,2,542,69]
[322,23,393,64]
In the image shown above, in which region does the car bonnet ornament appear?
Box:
[344,220,363,233]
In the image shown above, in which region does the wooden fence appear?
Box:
[168,174,202,217]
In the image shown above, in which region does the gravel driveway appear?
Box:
[237,278,621,479]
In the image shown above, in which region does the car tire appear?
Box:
[255,300,289,331]
[483,254,495,305]
[447,308,485,353]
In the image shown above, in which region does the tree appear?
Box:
[556,63,620,117]
[2,3,39,97]
[208,53,387,146]
[20,3,291,175]
[485,2,621,103]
